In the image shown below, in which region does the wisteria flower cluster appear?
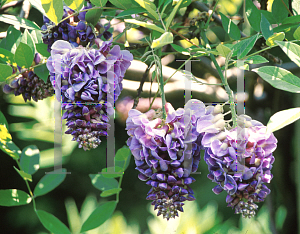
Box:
[3,53,54,102]
[47,39,133,150]
[125,99,224,220]
[126,98,277,220]
[41,4,112,52]
[202,114,277,218]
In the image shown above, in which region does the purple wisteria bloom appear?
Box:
[47,39,133,150]
[126,99,222,220]
[202,115,277,218]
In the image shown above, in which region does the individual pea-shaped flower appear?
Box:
[201,115,277,218]
[126,99,221,220]
[3,53,54,102]
[47,39,133,150]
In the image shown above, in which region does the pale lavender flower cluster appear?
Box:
[47,39,133,150]
[126,99,222,220]
[202,115,277,218]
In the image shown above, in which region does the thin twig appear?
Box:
[132,64,153,109]
[280,0,293,16]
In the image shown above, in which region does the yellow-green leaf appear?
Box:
[216,44,231,57]
[293,26,300,40]
[42,0,64,25]
[267,108,300,133]
[266,32,285,46]
[134,0,158,20]
[124,19,165,33]
[151,32,173,49]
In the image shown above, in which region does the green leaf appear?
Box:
[245,55,269,64]
[0,48,15,65]
[80,201,117,232]
[220,12,241,40]
[28,0,46,15]
[260,13,273,40]
[100,188,122,197]
[0,26,21,53]
[282,15,300,25]
[0,111,9,130]
[253,66,300,93]
[245,0,261,31]
[273,23,299,34]
[85,8,103,26]
[293,26,300,40]
[100,169,123,178]
[36,43,51,57]
[275,206,287,230]
[42,0,64,25]
[21,29,36,54]
[20,145,40,175]
[109,0,139,9]
[0,14,40,30]
[151,32,173,48]
[0,125,21,160]
[267,108,300,133]
[64,0,84,11]
[266,32,285,46]
[36,210,71,234]
[134,0,158,20]
[30,29,44,44]
[0,189,31,206]
[89,174,119,191]
[216,44,231,57]
[237,34,261,59]
[34,64,50,83]
[14,42,34,69]
[34,169,67,197]
[115,147,131,161]
[116,7,145,18]
[165,0,183,29]
[0,64,12,81]
[90,0,108,7]
[271,0,289,24]
[13,166,33,182]
[275,41,300,67]
[171,43,190,55]
[124,19,165,33]
[261,10,277,24]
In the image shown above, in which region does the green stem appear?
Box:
[15,161,37,211]
[203,0,220,29]
[149,55,193,110]
[200,27,237,127]
[116,175,123,203]
[156,50,166,119]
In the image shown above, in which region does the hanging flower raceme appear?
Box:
[126,99,222,220]
[3,53,54,102]
[202,115,277,218]
[47,39,133,150]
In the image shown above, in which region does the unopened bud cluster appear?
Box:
[3,54,54,102]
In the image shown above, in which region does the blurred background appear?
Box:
[0,0,299,233]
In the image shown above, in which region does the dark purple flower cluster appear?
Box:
[126,99,222,220]
[202,115,277,218]
[3,54,54,102]
[41,4,95,52]
[47,39,133,150]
